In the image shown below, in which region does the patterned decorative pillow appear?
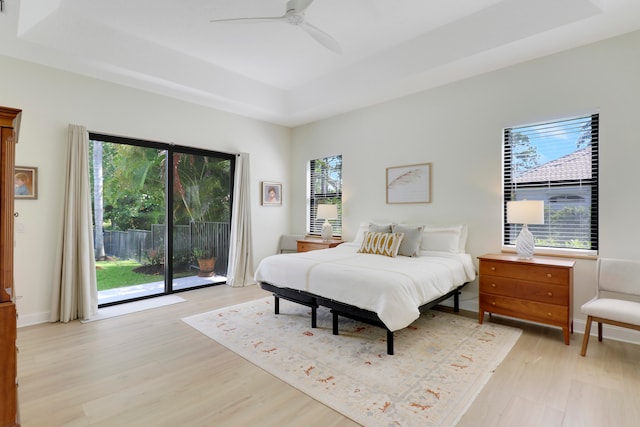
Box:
[358,231,404,258]
[392,224,424,257]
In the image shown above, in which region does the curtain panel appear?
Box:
[50,124,98,322]
[226,152,254,287]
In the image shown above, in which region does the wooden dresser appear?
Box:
[478,253,574,345]
[0,106,21,427]
[296,238,343,252]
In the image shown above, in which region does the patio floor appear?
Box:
[98,274,227,305]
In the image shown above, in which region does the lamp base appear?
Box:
[516,224,535,259]
[321,220,333,243]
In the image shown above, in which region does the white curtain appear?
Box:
[50,125,98,322]
[226,153,254,287]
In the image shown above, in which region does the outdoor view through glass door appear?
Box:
[89,134,233,306]
[171,151,231,293]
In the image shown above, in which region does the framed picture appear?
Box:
[386,163,431,204]
[15,166,38,200]
[261,181,282,206]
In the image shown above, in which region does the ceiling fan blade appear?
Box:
[300,21,342,54]
[210,16,284,24]
[287,0,314,14]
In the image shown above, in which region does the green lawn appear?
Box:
[95,259,195,291]
[95,259,161,291]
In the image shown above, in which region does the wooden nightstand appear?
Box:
[297,238,343,252]
[478,253,575,345]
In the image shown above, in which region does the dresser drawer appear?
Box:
[480,293,568,327]
[479,260,570,285]
[297,241,325,252]
[479,275,569,305]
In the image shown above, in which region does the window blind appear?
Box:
[503,114,599,250]
[309,155,342,236]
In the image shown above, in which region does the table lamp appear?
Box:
[507,200,544,259]
[317,204,338,242]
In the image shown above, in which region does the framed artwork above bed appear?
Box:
[386,163,431,204]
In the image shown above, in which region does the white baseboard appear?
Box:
[441,297,640,346]
[573,318,640,345]
[18,311,50,328]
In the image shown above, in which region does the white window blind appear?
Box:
[308,155,342,236]
[503,114,599,251]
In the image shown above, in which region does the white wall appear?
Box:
[1,55,291,326]
[290,30,640,342]
[6,29,640,343]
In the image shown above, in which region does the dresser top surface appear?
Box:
[478,253,575,268]
[297,238,343,244]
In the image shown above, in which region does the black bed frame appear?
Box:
[259,282,468,355]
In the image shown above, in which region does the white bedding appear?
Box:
[254,242,476,331]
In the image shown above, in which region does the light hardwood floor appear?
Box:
[17,284,640,427]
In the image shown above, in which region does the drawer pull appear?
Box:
[491,302,496,306]
[491,283,497,288]
[490,267,496,271]
[546,273,553,278]
[547,292,553,297]
[547,312,552,317]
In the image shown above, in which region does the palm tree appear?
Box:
[92,140,106,260]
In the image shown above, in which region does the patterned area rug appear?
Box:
[182,297,521,426]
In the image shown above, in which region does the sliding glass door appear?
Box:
[89,134,234,306]
[171,150,232,291]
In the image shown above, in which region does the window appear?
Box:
[308,155,342,236]
[503,114,599,252]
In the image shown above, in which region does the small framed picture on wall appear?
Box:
[261,181,282,206]
[15,166,38,200]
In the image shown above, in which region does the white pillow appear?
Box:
[459,224,468,252]
[353,222,370,243]
[420,224,467,253]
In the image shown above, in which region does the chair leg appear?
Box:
[581,316,593,357]
[597,322,603,342]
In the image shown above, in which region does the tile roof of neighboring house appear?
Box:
[514,146,592,182]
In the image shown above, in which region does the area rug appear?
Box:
[182,297,521,426]
[81,295,186,323]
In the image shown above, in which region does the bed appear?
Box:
[254,223,476,355]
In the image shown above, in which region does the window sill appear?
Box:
[501,245,597,260]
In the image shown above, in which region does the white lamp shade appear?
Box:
[317,204,338,220]
[507,200,544,225]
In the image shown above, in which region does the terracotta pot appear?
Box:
[197,258,216,277]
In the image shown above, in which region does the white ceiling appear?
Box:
[1,0,640,127]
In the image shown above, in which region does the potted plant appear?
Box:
[193,247,216,277]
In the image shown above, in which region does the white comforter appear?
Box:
[254,242,476,331]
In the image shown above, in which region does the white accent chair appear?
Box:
[580,258,640,356]
[277,234,304,254]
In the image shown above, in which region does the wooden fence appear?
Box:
[101,221,230,274]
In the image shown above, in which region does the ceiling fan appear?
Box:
[210,0,342,54]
